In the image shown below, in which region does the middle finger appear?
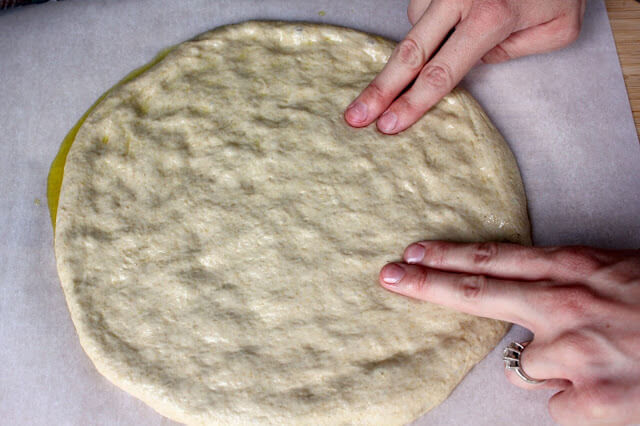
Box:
[345,0,461,127]
[379,262,546,331]
[403,241,557,281]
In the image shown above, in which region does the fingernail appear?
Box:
[346,101,368,123]
[377,110,397,133]
[404,244,425,264]
[381,263,405,285]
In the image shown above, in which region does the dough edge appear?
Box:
[53,20,528,426]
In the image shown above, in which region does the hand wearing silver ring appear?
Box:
[377,242,640,425]
[503,342,545,385]
[347,1,640,423]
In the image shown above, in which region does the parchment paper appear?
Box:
[1,0,638,425]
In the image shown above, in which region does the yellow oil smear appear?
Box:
[47,46,175,229]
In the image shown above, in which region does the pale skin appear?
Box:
[344,0,586,133]
[379,243,640,425]
[344,1,640,424]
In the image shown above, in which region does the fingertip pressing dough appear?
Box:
[52,21,530,425]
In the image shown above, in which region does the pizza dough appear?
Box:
[53,21,530,425]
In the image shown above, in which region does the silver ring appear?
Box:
[502,342,546,385]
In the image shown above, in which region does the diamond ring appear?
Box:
[502,341,547,385]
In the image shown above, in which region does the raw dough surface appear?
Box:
[54,21,530,425]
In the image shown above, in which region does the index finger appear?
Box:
[376,7,516,133]
[379,262,543,331]
[344,0,461,127]
[404,241,554,281]
[403,241,619,285]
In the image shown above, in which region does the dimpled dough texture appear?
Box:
[54,21,530,426]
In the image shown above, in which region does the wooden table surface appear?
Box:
[606,0,640,139]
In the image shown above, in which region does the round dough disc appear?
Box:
[54,21,530,425]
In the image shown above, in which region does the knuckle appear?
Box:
[393,94,422,116]
[538,285,597,323]
[421,241,449,267]
[472,242,500,267]
[554,6,583,47]
[549,246,605,278]
[418,63,453,91]
[470,0,515,30]
[483,45,511,64]
[606,257,640,286]
[557,24,581,46]
[412,267,432,295]
[457,274,487,302]
[363,80,389,106]
[554,329,607,372]
[557,330,592,360]
[394,38,425,70]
